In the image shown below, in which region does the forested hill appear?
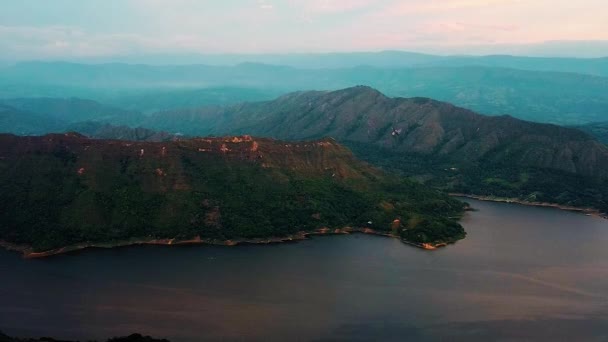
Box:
[0,133,466,253]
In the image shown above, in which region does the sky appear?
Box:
[1,0,608,60]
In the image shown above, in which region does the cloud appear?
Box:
[1,0,607,59]
[380,0,525,15]
[288,0,378,13]
[258,0,274,10]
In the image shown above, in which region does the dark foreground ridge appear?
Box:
[0,133,466,256]
[0,331,168,342]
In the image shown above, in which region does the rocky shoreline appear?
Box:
[0,227,446,259]
[451,193,608,219]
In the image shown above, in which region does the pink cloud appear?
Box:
[383,0,525,15]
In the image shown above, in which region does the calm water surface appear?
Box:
[1,199,608,341]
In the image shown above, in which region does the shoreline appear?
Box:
[0,227,446,259]
[451,193,608,219]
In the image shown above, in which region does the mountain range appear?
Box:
[140,86,608,211]
[0,97,145,137]
[0,104,64,135]
[2,62,608,124]
[2,83,608,212]
[38,50,608,75]
[2,97,144,125]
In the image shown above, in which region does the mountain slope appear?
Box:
[0,104,65,135]
[574,122,608,144]
[0,133,466,253]
[2,97,144,125]
[146,86,608,211]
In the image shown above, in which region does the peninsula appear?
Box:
[0,133,466,257]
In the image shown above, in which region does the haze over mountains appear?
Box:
[0,98,144,135]
[3,81,608,212]
[2,51,608,214]
[2,57,608,125]
[16,50,608,74]
[2,97,144,125]
[0,104,64,136]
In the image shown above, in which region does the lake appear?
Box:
[1,198,608,341]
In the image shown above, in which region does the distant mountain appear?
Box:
[0,103,169,143]
[0,100,177,141]
[127,65,608,124]
[574,121,608,144]
[108,87,282,113]
[66,122,178,142]
[0,62,299,88]
[0,133,465,254]
[423,55,608,77]
[3,62,607,124]
[0,97,150,136]
[205,50,441,69]
[147,86,608,211]
[365,66,608,125]
[1,97,144,125]
[0,104,65,135]
[142,106,223,135]
[58,50,608,75]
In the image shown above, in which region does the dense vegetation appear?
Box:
[0,134,466,252]
[348,142,608,213]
